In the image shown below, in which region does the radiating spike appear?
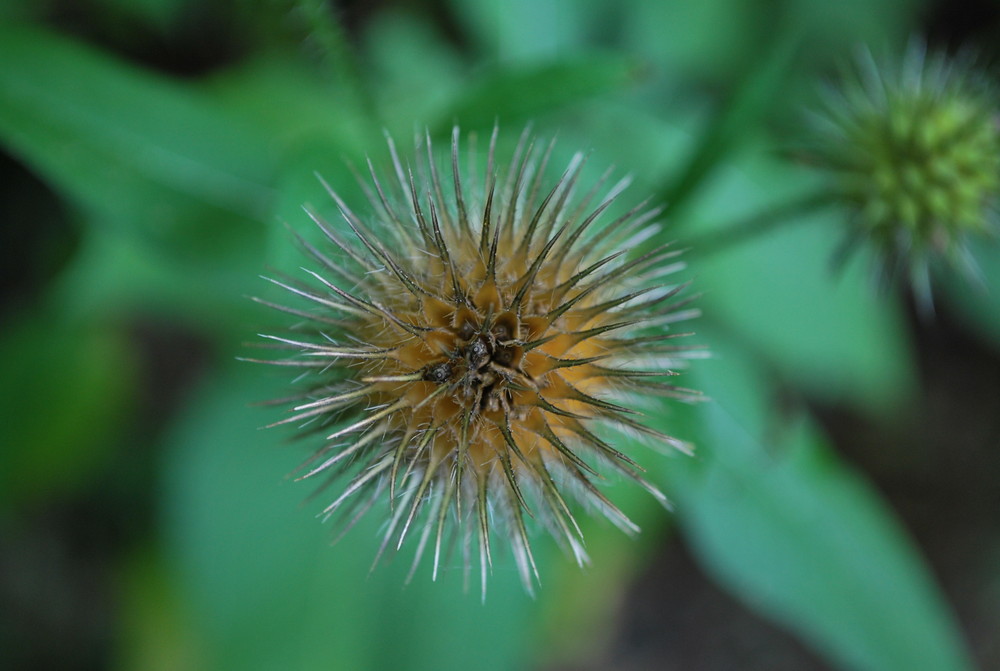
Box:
[266,385,376,428]
[328,478,385,545]
[509,499,539,595]
[388,424,419,506]
[647,292,702,318]
[537,420,599,476]
[364,155,404,224]
[432,468,459,582]
[522,133,559,225]
[338,213,432,301]
[427,196,467,304]
[550,250,627,298]
[296,418,391,480]
[454,407,473,521]
[600,411,695,455]
[325,398,409,441]
[476,474,492,601]
[589,365,680,378]
[359,372,424,383]
[550,198,656,277]
[561,461,640,535]
[533,457,586,552]
[566,319,646,346]
[542,354,611,371]
[451,126,471,238]
[262,275,369,318]
[564,385,641,415]
[552,201,662,272]
[395,425,437,494]
[249,295,351,327]
[543,280,605,323]
[501,125,535,237]
[422,130,453,232]
[531,394,589,419]
[405,167,436,244]
[478,172,498,255]
[618,379,704,400]
[321,454,394,516]
[494,423,533,516]
[238,356,339,369]
[509,171,611,312]
[406,481,440,584]
[573,284,674,321]
[256,334,394,357]
[397,450,443,550]
[286,220,368,288]
[563,418,644,469]
[384,129,413,203]
[602,331,695,348]
[371,477,419,572]
[591,207,663,259]
[484,123,499,195]
[555,163,615,244]
[517,151,584,258]
[485,185,503,287]
[303,201,379,275]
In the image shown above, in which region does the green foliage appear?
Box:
[0,24,276,262]
[656,332,974,671]
[944,238,1000,349]
[685,158,914,409]
[0,316,136,505]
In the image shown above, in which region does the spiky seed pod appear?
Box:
[807,43,1000,300]
[249,127,702,595]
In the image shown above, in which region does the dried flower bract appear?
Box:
[249,126,701,595]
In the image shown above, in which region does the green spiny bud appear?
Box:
[807,42,1000,297]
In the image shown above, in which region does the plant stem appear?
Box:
[295,0,379,125]
[685,191,836,258]
[659,27,803,220]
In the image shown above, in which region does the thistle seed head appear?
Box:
[807,43,1000,298]
[250,126,701,595]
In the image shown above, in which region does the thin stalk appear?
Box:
[686,191,836,258]
[294,0,379,124]
[659,26,803,219]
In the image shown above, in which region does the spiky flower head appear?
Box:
[807,43,1000,298]
[250,127,701,594]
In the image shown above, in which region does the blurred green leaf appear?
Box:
[432,55,640,135]
[620,0,761,82]
[660,29,802,217]
[785,0,923,56]
[263,136,364,277]
[0,23,276,261]
[942,238,1000,352]
[446,0,602,63]
[46,230,264,344]
[91,0,190,33]
[683,158,913,410]
[619,0,920,88]
[362,11,465,132]
[116,547,206,671]
[199,52,379,185]
[0,0,36,21]
[0,315,136,506]
[654,332,974,671]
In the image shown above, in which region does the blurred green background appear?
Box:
[2,1,1000,670]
